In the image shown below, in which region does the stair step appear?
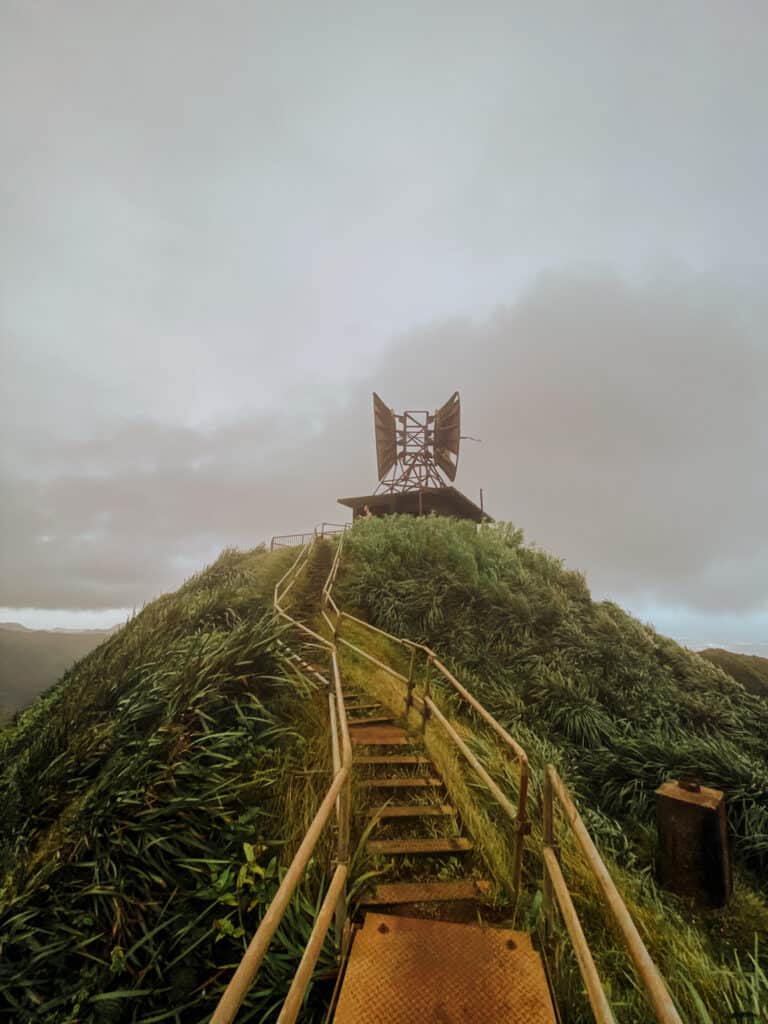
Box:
[347,715,394,726]
[344,703,382,712]
[333,914,557,1023]
[367,837,474,856]
[359,776,442,789]
[350,724,408,747]
[354,755,432,766]
[362,879,492,905]
[368,804,454,819]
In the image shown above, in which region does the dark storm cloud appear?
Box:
[2,272,766,614]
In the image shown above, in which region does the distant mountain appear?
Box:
[698,647,768,698]
[0,624,114,719]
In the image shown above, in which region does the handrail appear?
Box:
[322,528,679,1024]
[211,537,352,1024]
[271,523,349,551]
[322,531,530,899]
[543,765,683,1024]
[215,524,681,1024]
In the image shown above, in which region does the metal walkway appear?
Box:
[334,913,556,1024]
[210,530,684,1024]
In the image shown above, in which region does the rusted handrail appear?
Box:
[321,532,530,898]
[543,765,683,1024]
[211,538,352,1024]
[271,523,349,551]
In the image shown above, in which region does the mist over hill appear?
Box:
[0,623,114,720]
[698,647,768,699]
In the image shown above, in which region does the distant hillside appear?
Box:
[0,624,114,719]
[699,647,768,698]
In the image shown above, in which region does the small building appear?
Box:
[338,485,490,524]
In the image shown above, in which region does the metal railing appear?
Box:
[543,765,683,1024]
[320,531,530,900]
[324,529,681,1024]
[270,523,348,551]
[214,525,681,1024]
[210,538,352,1024]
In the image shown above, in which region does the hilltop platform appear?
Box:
[337,486,490,524]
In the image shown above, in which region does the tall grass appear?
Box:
[0,546,336,1023]
[336,515,768,1021]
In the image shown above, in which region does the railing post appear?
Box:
[405,646,416,715]
[421,655,432,733]
[510,760,529,906]
[543,767,555,940]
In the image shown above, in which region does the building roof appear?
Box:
[337,486,491,524]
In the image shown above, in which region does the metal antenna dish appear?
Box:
[372,391,463,493]
[434,391,460,481]
[373,393,397,480]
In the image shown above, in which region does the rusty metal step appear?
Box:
[359,776,442,790]
[354,755,432,766]
[332,913,557,1023]
[350,724,408,746]
[368,804,454,819]
[362,879,492,906]
[347,715,395,726]
[367,837,474,856]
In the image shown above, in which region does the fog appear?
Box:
[2,2,766,650]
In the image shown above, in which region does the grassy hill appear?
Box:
[0,546,336,1023]
[699,647,768,699]
[1,519,766,1022]
[0,624,114,720]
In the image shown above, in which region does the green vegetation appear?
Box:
[2,517,766,1023]
[0,545,337,1023]
[0,625,111,721]
[699,648,768,699]
[336,516,768,1022]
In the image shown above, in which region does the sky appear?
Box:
[1,1,766,654]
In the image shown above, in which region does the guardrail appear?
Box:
[320,530,530,901]
[210,538,352,1024]
[270,523,348,551]
[214,525,681,1024]
[543,765,682,1024]
[323,529,681,1024]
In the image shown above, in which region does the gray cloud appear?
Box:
[2,271,766,615]
[1,4,766,626]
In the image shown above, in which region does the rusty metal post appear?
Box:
[332,651,351,950]
[543,769,554,940]
[405,646,417,715]
[421,655,432,733]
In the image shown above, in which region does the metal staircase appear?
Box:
[210,529,683,1024]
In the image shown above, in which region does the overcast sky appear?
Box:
[1,2,766,654]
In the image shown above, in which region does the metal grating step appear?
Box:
[368,804,454,819]
[354,755,432,766]
[367,837,473,856]
[359,777,442,790]
[362,879,492,906]
[333,913,556,1023]
[350,724,409,747]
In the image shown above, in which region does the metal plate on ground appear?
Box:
[333,913,557,1023]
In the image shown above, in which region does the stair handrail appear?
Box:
[543,764,683,1024]
[210,538,352,1024]
[321,530,530,898]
